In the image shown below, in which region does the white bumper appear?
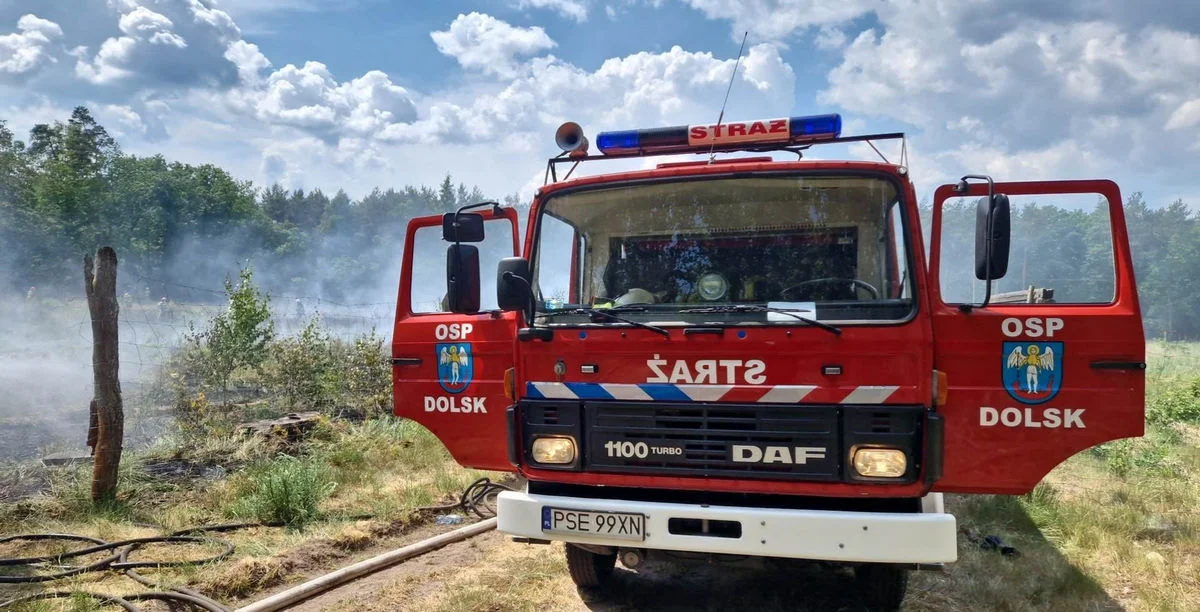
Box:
[498,491,957,564]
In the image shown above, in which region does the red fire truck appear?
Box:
[392,114,1145,609]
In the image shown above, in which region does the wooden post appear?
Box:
[85,247,123,503]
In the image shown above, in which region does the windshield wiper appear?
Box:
[541,307,671,338]
[679,305,842,336]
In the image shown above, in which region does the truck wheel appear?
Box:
[564,544,617,588]
[853,564,908,611]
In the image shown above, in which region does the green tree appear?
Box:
[189,267,276,396]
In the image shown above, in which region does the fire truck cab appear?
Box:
[392,115,1145,610]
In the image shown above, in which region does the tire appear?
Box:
[853,564,909,611]
[564,544,617,588]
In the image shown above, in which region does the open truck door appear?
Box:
[929,179,1145,494]
[393,206,520,471]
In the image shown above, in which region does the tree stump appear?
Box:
[237,411,323,442]
[85,247,123,503]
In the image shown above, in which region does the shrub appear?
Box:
[182,267,276,397]
[1146,374,1200,425]
[261,318,342,411]
[343,328,392,418]
[231,455,336,529]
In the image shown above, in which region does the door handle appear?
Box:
[1089,360,1146,371]
[392,357,423,366]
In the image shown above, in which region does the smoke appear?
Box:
[0,181,513,460]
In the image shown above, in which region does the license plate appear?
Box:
[542,507,646,541]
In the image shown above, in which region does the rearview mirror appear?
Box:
[443,212,485,243]
[497,257,532,318]
[445,244,480,313]
[975,194,1010,281]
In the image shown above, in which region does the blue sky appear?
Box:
[0,0,1197,205]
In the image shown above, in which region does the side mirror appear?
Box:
[443,212,485,243]
[975,193,1010,281]
[445,244,480,313]
[497,257,532,317]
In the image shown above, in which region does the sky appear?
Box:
[0,0,1197,205]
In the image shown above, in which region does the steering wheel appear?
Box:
[781,277,880,301]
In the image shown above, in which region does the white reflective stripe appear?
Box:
[840,385,899,404]
[600,384,652,401]
[533,382,578,399]
[756,385,817,403]
[676,384,733,402]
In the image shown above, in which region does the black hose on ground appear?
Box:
[415,477,515,519]
[0,526,244,611]
[0,477,516,610]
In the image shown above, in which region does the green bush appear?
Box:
[262,317,342,411]
[181,267,276,397]
[1092,439,1135,477]
[231,455,336,529]
[1091,426,1185,478]
[1146,374,1200,425]
[343,329,392,418]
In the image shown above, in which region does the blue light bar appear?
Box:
[595,114,842,155]
[790,114,842,141]
[595,130,640,152]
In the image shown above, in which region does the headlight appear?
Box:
[853,448,907,478]
[696,273,729,301]
[531,436,577,465]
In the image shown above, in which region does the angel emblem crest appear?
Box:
[437,343,472,394]
[1002,341,1063,404]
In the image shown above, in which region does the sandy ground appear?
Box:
[274,529,942,612]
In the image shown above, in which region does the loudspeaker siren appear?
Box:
[555,121,588,153]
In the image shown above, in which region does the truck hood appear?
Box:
[517,323,930,406]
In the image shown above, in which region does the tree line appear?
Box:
[1,106,1197,338]
[927,192,1200,339]
[0,106,510,306]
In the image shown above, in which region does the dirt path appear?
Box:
[283,531,920,612]
[286,527,511,611]
[267,494,1126,612]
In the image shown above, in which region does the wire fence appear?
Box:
[0,281,398,462]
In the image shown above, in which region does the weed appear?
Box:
[230,455,336,529]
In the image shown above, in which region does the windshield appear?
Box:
[531,174,914,325]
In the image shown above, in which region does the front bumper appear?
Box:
[498,490,957,564]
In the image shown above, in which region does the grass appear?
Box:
[229,455,337,528]
[0,418,494,607]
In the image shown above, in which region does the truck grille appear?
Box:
[584,402,842,481]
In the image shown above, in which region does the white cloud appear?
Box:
[224,39,270,84]
[513,0,589,23]
[431,13,557,78]
[76,0,241,86]
[382,42,794,148]
[95,103,146,137]
[0,14,63,75]
[821,12,1200,160]
[682,0,875,41]
[813,25,846,50]
[1166,99,1200,131]
[236,61,417,140]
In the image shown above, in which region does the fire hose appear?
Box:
[0,477,513,610]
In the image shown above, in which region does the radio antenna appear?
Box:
[708,31,748,164]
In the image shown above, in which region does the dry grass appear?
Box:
[0,418,496,608]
